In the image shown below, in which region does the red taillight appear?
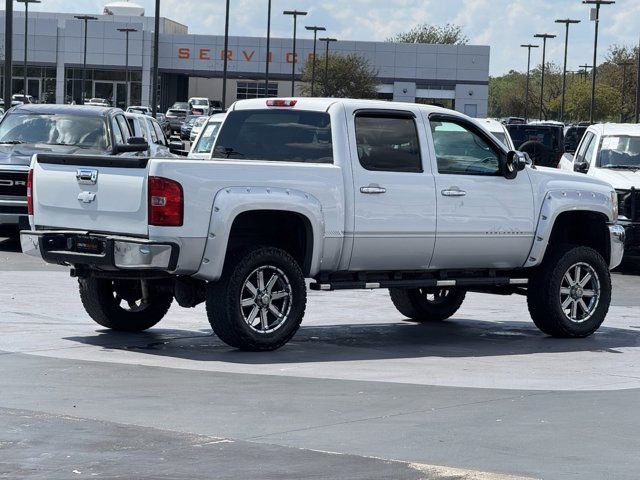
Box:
[27,169,34,215]
[266,99,297,107]
[148,176,183,226]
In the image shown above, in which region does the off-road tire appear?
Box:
[79,277,173,332]
[206,247,307,351]
[527,245,611,337]
[389,288,466,322]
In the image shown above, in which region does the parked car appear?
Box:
[189,113,226,158]
[564,124,588,154]
[86,98,110,107]
[155,113,172,137]
[22,98,624,352]
[503,117,526,125]
[12,94,35,104]
[0,104,149,228]
[126,106,152,116]
[477,118,515,150]
[165,108,187,134]
[506,123,565,167]
[189,115,209,142]
[188,97,210,115]
[180,114,201,140]
[558,123,640,258]
[125,112,175,157]
[170,102,189,111]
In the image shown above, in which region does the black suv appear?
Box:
[506,123,565,168]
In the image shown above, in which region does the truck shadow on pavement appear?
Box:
[0,235,20,252]
[64,318,640,364]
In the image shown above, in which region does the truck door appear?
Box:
[347,108,437,271]
[426,113,535,269]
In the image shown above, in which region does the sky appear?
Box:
[16,0,640,76]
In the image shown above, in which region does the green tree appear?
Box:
[387,23,469,45]
[300,53,378,99]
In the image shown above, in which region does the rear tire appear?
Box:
[527,245,611,337]
[389,287,466,322]
[79,277,173,332]
[206,247,307,351]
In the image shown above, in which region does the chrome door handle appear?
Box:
[441,188,467,197]
[360,185,386,194]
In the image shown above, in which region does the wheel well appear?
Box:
[226,210,313,275]
[547,211,610,263]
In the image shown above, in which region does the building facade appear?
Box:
[0,9,489,117]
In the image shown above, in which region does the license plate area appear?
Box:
[42,233,107,256]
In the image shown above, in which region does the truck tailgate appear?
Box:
[32,154,149,236]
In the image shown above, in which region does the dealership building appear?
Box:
[0,2,490,116]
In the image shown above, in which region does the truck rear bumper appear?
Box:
[20,230,178,271]
[609,224,626,269]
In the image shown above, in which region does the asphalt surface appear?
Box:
[2,229,640,479]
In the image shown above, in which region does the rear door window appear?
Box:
[213,109,333,163]
[354,114,422,173]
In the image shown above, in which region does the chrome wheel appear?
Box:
[419,288,455,305]
[240,265,293,334]
[559,262,600,323]
[112,280,150,313]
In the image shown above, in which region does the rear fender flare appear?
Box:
[194,186,324,281]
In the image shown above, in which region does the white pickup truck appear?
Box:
[21,98,625,351]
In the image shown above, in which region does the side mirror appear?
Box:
[574,161,588,173]
[502,151,527,179]
[169,140,187,156]
[115,136,149,153]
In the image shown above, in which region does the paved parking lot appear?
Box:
[2,230,640,479]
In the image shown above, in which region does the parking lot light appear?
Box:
[151,0,160,116]
[533,33,556,121]
[283,10,308,97]
[319,37,337,97]
[17,0,41,101]
[4,0,13,111]
[221,0,230,111]
[74,15,98,105]
[583,0,616,123]
[117,28,137,108]
[520,44,539,122]
[305,26,326,97]
[555,19,581,123]
[264,0,272,98]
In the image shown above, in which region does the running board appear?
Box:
[310,277,528,291]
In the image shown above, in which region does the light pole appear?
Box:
[283,10,307,96]
[221,0,230,110]
[635,35,640,123]
[319,37,337,96]
[264,0,271,97]
[74,15,98,105]
[117,27,137,108]
[533,33,556,121]
[583,0,615,123]
[305,25,325,96]
[17,0,41,99]
[4,0,13,111]
[555,19,580,123]
[617,61,633,123]
[151,0,160,116]
[520,44,539,122]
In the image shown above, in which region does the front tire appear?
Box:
[79,277,173,332]
[527,245,611,337]
[206,247,307,351]
[389,287,466,322]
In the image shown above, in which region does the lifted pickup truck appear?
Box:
[22,98,625,351]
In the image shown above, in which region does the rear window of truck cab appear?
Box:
[212,109,333,164]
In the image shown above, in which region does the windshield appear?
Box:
[0,113,110,149]
[598,135,640,168]
[191,99,208,106]
[193,121,222,154]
